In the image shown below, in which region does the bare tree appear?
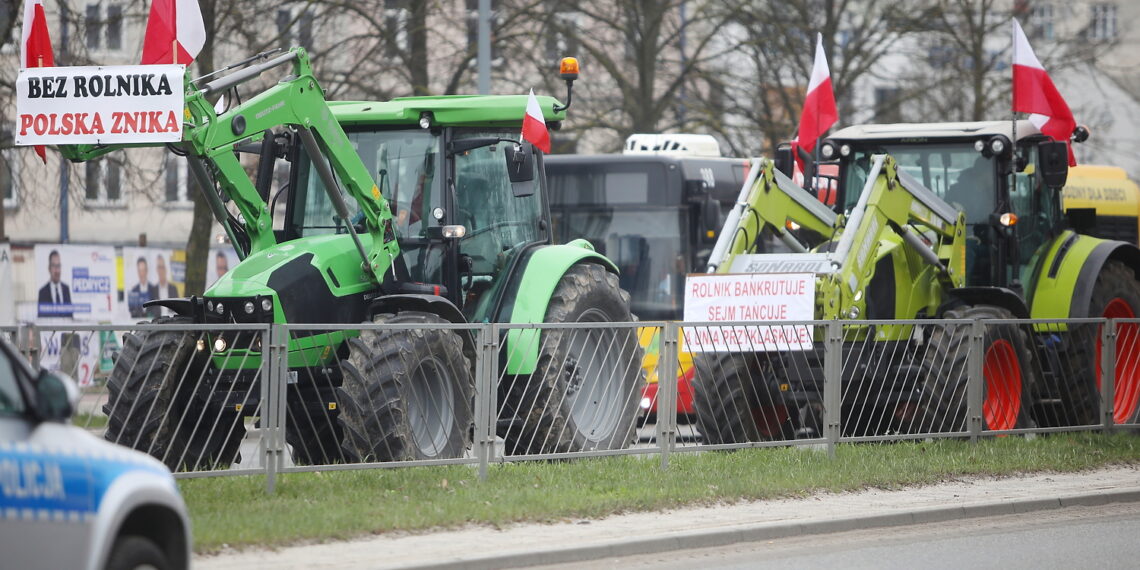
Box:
[699,0,935,157]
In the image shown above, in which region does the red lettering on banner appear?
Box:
[19,115,33,135]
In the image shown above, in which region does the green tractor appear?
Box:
[65,49,641,469]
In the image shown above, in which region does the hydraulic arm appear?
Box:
[58,48,399,277]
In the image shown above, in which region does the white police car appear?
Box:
[0,334,191,570]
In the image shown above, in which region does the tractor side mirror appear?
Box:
[505,142,536,197]
[774,146,794,179]
[1037,141,1069,189]
[700,195,721,244]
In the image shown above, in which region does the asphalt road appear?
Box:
[537,501,1140,569]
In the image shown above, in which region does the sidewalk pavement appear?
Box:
[194,466,1140,570]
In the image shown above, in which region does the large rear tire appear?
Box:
[337,312,473,462]
[1061,260,1140,425]
[692,353,793,444]
[103,317,244,471]
[503,263,641,455]
[919,305,1035,433]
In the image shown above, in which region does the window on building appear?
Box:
[1090,3,1117,40]
[85,5,100,49]
[874,87,902,123]
[384,0,411,55]
[107,5,123,50]
[276,6,314,52]
[1029,4,1054,40]
[1,154,15,210]
[466,0,501,63]
[85,3,123,51]
[84,157,123,205]
[163,154,198,205]
[545,11,580,61]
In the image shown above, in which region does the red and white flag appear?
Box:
[521,89,551,154]
[794,33,838,167]
[20,0,54,163]
[1012,19,1077,166]
[141,0,206,65]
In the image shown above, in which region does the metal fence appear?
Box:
[5,316,1138,493]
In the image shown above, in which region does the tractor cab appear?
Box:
[822,121,1072,293]
[287,123,548,323]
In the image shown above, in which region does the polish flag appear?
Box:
[20,0,54,163]
[141,0,206,65]
[794,33,838,167]
[521,89,552,154]
[1012,19,1077,166]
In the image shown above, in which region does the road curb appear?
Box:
[410,489,1140,570]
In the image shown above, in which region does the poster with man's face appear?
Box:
[207,247,238,289]
[34,244,117,323]
[122,247,181,320]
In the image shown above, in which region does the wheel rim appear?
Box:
[983,339,1022,431]
[408,355,455,457]
[565,307,626,443]
[1097,298,1140,423]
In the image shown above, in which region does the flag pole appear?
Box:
[1011,20,1018,159]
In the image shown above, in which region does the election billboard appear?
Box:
[33,244,118,323]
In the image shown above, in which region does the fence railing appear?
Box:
[5,316,1137,493]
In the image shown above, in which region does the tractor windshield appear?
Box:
[291,128,440,239]
[843,144,997,227]
[843,143,998,286]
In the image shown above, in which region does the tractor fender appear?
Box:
[367,293,476,359]
[1028,231,1140,318]
[503,239,619,375]
[943,287,1030,318]
[1066,240,1140,318]
[143,297,198,318]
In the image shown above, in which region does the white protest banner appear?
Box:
[16,65,184,145]
[683,273,815,352]
[34,244,119,322]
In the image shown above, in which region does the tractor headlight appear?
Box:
[196,339,207,352]
[999,212,1018,227]
[974,140,986,153]
[213,337,228,352]
[419,112,432,129]
[215,302,225,315]
[989,137,1006,155]
[820,141,837,160]
[206,300,214,312]
[261,298,273,312]
[244,301,256,315]
[839,144,852,157]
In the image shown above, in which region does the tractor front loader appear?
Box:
[818,121,1140,430]
[58,48,641,470]
[693,154,983,441]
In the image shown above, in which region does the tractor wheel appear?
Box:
[919,305,1035,433]
[336,312,473,462]
[503,263,641,455]
[1063,260,1140,425]
[692,353,793,444]
[103,317,244,471]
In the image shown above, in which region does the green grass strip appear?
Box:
[183,433,1140,552]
